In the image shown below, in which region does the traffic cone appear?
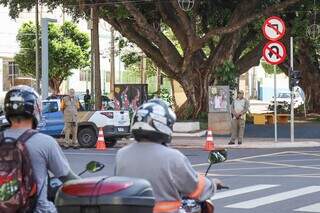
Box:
[203,129,215,151]
[96,128,107,150]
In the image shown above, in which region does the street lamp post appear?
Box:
[41,18,57,99]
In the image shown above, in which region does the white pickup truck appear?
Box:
[0,99,131,148]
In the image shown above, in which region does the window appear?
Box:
[8,62,19,77]
[42,101,59,113]
[79,70,90,81]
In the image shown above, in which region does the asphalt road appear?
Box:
[64,146,320,213]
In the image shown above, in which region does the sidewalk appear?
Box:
[116,136,320,149]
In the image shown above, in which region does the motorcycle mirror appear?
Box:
[208,149,227,164]
[86,161,105,173]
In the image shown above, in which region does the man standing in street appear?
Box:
[229,90,249,145]
[61,88,80,149]
[84,89,91,111]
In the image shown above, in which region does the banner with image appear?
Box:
[208,86,230,113]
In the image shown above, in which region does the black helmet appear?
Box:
[4,85,41,129]
[131,99,176,144]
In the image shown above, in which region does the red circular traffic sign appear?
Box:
[262,41,287,65]
[262,16,286,41]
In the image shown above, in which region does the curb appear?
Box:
[115,141,320,149]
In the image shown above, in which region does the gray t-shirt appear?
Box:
[115,142,215,204]
[4,128,70,213]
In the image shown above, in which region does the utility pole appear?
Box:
[89,8,94,108]
[110,27,115,98]
[156,67,161,97]
[35,0,40,93]
[41,18,57,99]
[140,55,147,84]
[92,5,101,110]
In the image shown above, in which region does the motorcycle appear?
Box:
[180,149,229,213]
[49,149,228,213]
[49,161,155,213]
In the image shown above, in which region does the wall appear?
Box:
[172,81,187,107]
[246,63,290,102]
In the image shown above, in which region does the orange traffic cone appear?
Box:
[204,129,215,151]
[96,128,107,150]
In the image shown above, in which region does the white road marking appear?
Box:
[295,203,320,212]
[207,173,320,178]
[238,159,320,170]
[192,151,290,167]
[226,186,320,209]
[213,166,284,171]
[64,152,116,156]
[212,184,279,200]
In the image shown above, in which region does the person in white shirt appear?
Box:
[229,90,249,145]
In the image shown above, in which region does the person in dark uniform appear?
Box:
[84,89,91,111]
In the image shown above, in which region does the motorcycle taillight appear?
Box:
[62,181,133,196]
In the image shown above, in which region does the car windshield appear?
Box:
[278,93,290,98]
[42,101,59,113]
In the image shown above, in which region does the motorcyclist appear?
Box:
[115,99,224,213]
[3,85,78,213]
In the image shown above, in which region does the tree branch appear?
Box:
[170,0,196,45]
[102,14,178,80]
[122,1,182,71]
[156,0,188,51]
[235,41,264,75]
[196,0,301,50]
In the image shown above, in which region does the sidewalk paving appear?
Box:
[116,136,320,149]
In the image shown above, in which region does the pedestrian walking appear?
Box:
[61,88,80,149]
[84,89,91,111]
[229,90,249,145]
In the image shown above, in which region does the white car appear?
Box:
[270,92,304,109]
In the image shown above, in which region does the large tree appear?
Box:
[15,21,90,93]
[2,0,303,118]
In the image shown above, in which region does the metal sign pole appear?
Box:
[274,65,278,142]
[290,37,294,143]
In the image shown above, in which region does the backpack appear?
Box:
[0,129,38,213]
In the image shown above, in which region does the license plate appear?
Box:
[118,127,124,132]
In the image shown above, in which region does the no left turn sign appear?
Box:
[262,41,287,65]
[262,16,286,41]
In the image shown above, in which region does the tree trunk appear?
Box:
[49,78,61,94]
[176,68,209,119]
[302,77,320,113]
[297,40,320,113]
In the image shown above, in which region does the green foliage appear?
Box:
[215,61,237,90]
[15,21,89,91]
[149,88,172,105]
[261,62,283,75]
[121,52,141,67]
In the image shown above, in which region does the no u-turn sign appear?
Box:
[262,41,287,65]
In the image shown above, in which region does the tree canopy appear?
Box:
[4,0,320,116]
[15,21,90,93]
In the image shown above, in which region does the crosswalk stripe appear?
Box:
[212,184,279,200]
[226,186,320,209]
[295,203,320,212]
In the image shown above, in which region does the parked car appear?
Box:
[0,99,131,148]
[268,92,304,111]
